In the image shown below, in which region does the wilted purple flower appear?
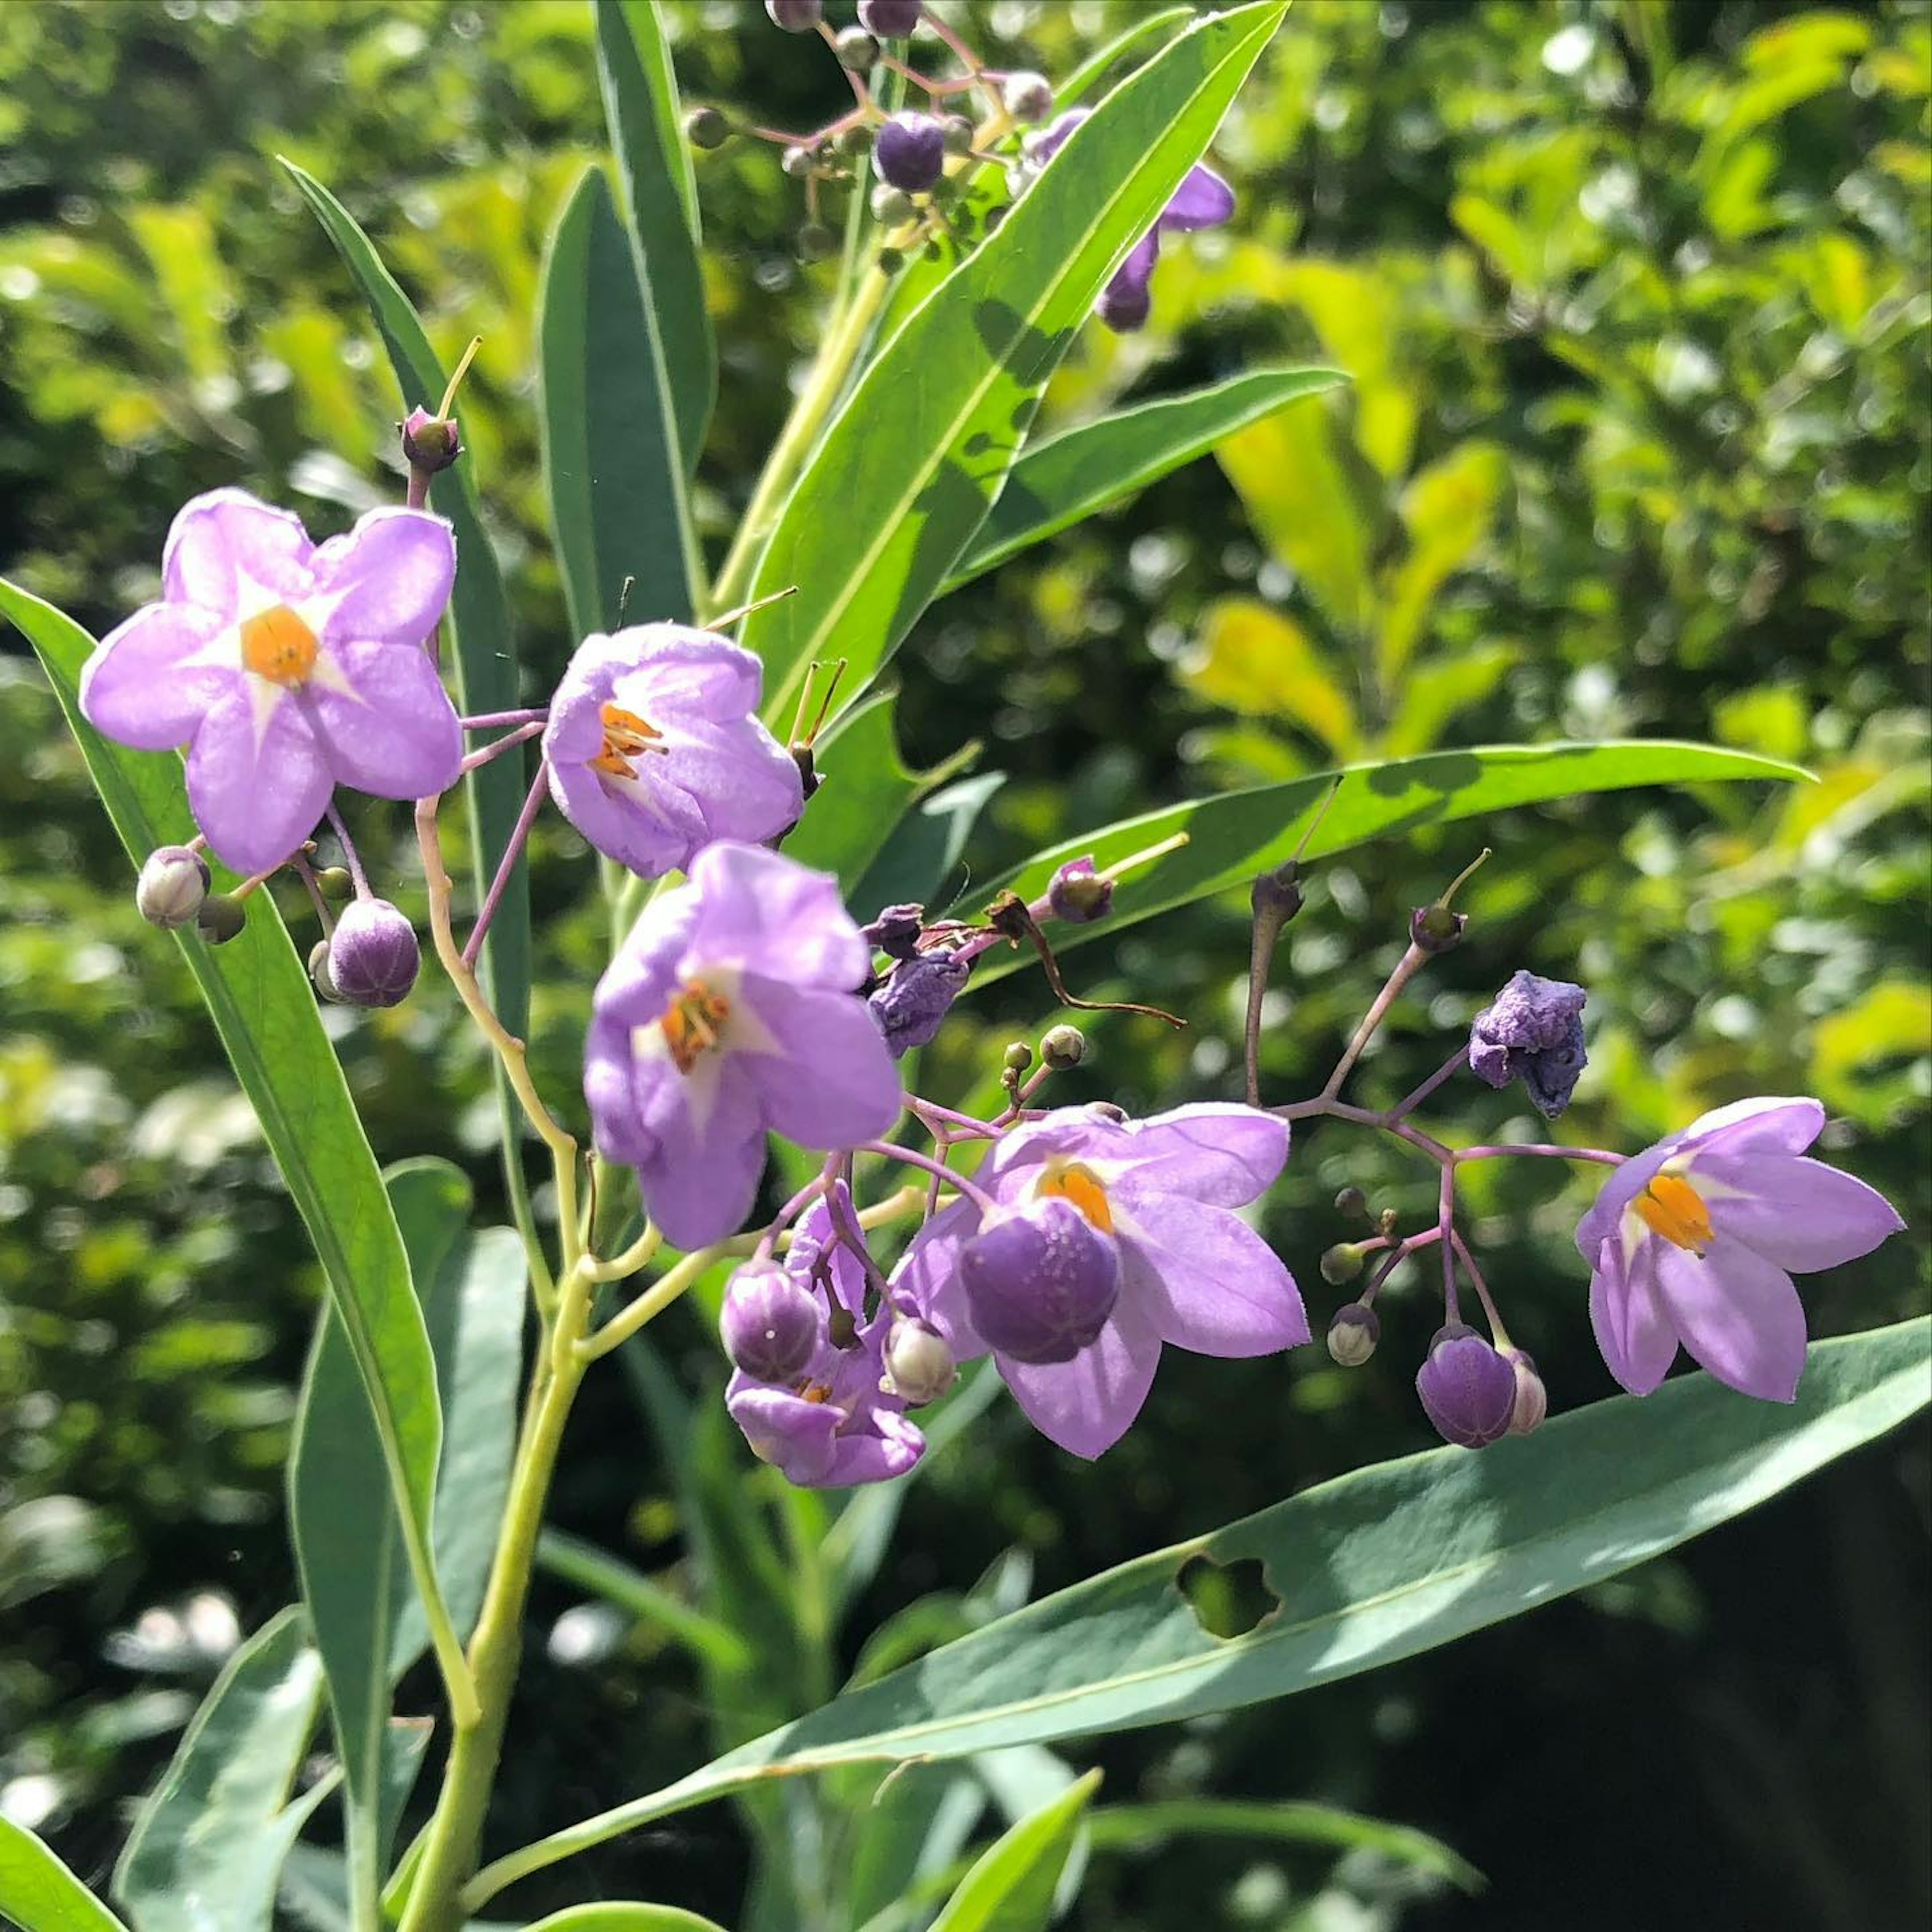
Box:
[1047,855,1111,924]
[399,408,461,474]
[720,1258,823,1382]
[875,112,946,193]
[862,903,925,960]
[328,898,421,1008]
[868,947,970,1057]
[1030,110,1234,334]
[1469,971,1588,1118]
[857,0,922,37]
[544,625,802,880]
[894,1103,1305,1457]
[585,842,900,1250]
[1576,1097,1902,1403]
[725,1190,925,1487]
[1415,1324,1519,1448]
[79,490,461,876]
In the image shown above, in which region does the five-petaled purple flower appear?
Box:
[1030,110,1235,333]
[585,841,901,1251]
[725,1187,926,1488]
[80,490,461,876]
[894,1102,1306,1457]
[543,625,803,880]
[1576,1097,1902,1403]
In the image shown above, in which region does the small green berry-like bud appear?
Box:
[1040,1024,1085,1070]
[136,845,211,930]
[836,122,874,158]
[1003,1041,1034,1076]
[871,183,915,226]
[876,247,905,275]
[763,0,823,30]
[781,143,815,179]
[834,25,879,68]
[1320,1242,1365,1286]
[1251,860,1305,925]
[315,865,354,902]
[685,105,731,150]
[940,114,974,155]
[399,407,461,473]
[1334,1184,1370,1220]
[1410,903,1467,954]
[1327,1301,1380,1366]
[796,222,838,261]
[308,937,343,1003]
[196,893,247,945]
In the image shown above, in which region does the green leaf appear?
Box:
[851,771,1004,925]
[1055,5,1198,106]
[535,1528,754,1674]
[594,0,713,473]
[1378,440,1507,681]
[520,1910,729,1932]
[1382,642,1519,758]
[0,581,447,1647]
[467,1318,1929,1898]
[114,1609,327,1932]
[741,1,1289,728]
[927,1770,1101,1932]
[539,163,697,636]
[962,740,1811,990]
[947,367,1346,592]
[0,1819,130,1932]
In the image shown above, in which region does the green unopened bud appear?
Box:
[685,105,731,150]
[797,222,838,261]
[1505,1348,1548,1436]
[1410,848,1490,955]
[1333,1184,1370,1221]
[1326,1301,1380,1366]
[196,893,247,945]
[781,143,815,179]
[940,113,974,155]
[882,1316,956,1406]
[1039,1024,1085,1070]
[871,183,915,225]
[876,247,905,274]
[1002,1041,1033,1076]
[834,25,878,68]
[314,865,354,902]
[308,937,343,1003]
[136,845,210,930]
[1320,1242,1365,1286]
[837,122,874,158]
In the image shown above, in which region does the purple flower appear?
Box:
[725,1189,925,1488]
[868,947,970,1057]
[1575,1097,1903,1403]
[875,112,946,194]
[1030,110,1234,334]
[894,1103,1306,1458]
[80,490,461,876]
[1469,971,1588,1118]
[1415,1324,1519,1448]
[584,842,901,1250]
[861,903,926,960]
[543,625,803,880]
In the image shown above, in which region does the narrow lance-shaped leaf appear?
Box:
[0,1819,131,1932]
[464,1318,1929,1901]
[945,366,1347,592]
[927,1770,1101,1932]
[741,2,1290,728]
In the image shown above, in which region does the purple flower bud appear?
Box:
[1504,1347,1548,1435]
[400,407,462,474]
[862,903,926,961]
[1409,904,1467,954]
[882,1316,956,1406]
[1469,970,1588,1119]
[1047,855,1112,923]
[1415,1323,1518,1449]
[875,111,945,194]
[1003,71,1053,123]
[868,948,970,1057]
[328,898,421,1009]
[961,1195,1120,1365]
[1326,1301,1380,1365]
[764,0,822,28]
[720,1260,823,1382]
[857,0,922,36]
[1096,275,1153,334]
[136,845,211,930]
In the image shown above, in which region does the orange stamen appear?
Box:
[660,980,732,1074]
[239,604,319,687]
[1633,1172,1714,1255]
[1037,1160,1114,1234]
[591,701,665,779]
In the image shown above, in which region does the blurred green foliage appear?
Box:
[1,2,1926,1928]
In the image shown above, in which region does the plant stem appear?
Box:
[1321,941,1427,1100]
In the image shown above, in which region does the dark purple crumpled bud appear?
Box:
[400,407,462,474]
[328,898,422,1008]
[862,903,926,961]
[961,1195,1120,1365]
[868,948,969,1057]
[875,111,945,193]
[764,0,822,29]
[720,1259,823,1383]
[858,0,922,36]
[1415,1323,1518,1448]
[1469,970,1588,1119]
[1047,855,1112,923]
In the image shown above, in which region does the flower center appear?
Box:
[660,979,732,1074]
[1036,1159,1114,1234]
[591,702,665,779]
[1633,1172,1713,1255]
[239,604,319,687]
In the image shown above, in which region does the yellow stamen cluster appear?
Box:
[1633,1172,1714,1256]
[1037,1159,1114,1234]
[592,701,665,779]
[660,980,732,1074]
[239,604,319,687]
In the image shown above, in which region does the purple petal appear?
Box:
[1574,1144,1671,1268]
[653,716,804,848]
[623,627,765,721]
[1106,1103,1289,1210]
[184,685,333,876]
[1097,231,1160,332]
[1159,160,1234,232]
[998,1289,1163,1459]
[1114,1194,1308,1357]
[683,842,870,989]
[311,507,455,649]
[585,1012,657,1166]
[163,489,315,616]
[1701,1154,1904,1274]
[548,756,706,879]
[302,640,462,798]
[1682,1096,1825,1161]
[592,890,701,1027]
[80,603,230,750]
[891,1199,988,1360]
[823,1410,926,1487]
[1028,108,1089,165]
[1650,1232,1807,1403]
[632,1069,768,1251]
[728,1384,840,1485]
[740,978,903,1150]
[1587,1234,1679,1395]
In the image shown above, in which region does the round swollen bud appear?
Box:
[1040,1024,1085,1071]
[308,937,343,1003]
[1504,1348,1548,1436]
[763,0,822,29]
[833,25,879,68]
[882,1316,956,1406]
[314,865,354,902]
[940,113,975,156]
[195,893,247,945]
[876,246,906,275]
[1333,1184,1370,1221]
[781,142,815,179]
[797,222,838,261]
[1326,1301,1380,1366]
[327,898,421,1009]
[1003,71,1053,123]
[1047,856,1112,924]
[1409,903,1467,954]
[720,1260,822,1383]
[871,183,916,227]
[857,0,922,36]
[685,105,732,150]
[399,407,461,473]
[135,844,210,930]
[1319,1242,1364,1286]
[875,112,946,194]
[1003,1041,1034,1076]
[961,1197,1120,1365]
[1415,1323,1518,1449]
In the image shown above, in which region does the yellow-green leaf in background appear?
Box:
[1182,598,1359,759]
[1379,440,1506,682]
[1383,641,1518,758]
[1812,981,1932,1125]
